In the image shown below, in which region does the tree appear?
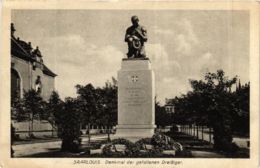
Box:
[97,79,118,141]
[46,91,63,137]
[22,89,45,138]
[190,70,237,151]
[232,82,250,136]
[171,93,197,126]
[172,70,238,152]
[75,78,118,142]
[58,97,82,152]
[76,84,99,143]
[11,93,26,122]
[155,99,171,128]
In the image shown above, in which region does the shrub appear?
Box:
[61,138,82,153]
[102,134,183,157]
[135,138,163,157]
[135,138,152,150]
[151,133,182,151]
[212,117,233,152]
[58,98,82,153]
[102,138,139,157]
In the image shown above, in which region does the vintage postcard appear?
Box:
[0,0,259,168]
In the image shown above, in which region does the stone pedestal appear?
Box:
[114,58,156,141]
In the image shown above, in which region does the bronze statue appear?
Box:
[125,16,147,58]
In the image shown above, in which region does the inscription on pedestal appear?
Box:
[123,87,147,106]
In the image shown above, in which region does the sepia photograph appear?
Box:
[10,9,250,158]
[1,1,259,168]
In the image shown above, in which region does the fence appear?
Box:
[12,120,57,139]
[13,120,115,139]
[179,125,214,144]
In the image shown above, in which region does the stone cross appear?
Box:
[131,75,138,82]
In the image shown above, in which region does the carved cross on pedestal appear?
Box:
[131,75,138,83]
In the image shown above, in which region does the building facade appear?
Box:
[165,98,175,113]
[11,23,57,101]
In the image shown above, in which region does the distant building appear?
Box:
[11,23,57,101]
[165,98,175,113]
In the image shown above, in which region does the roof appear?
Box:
[11,37,57,77]
[11,37,34,62]
[43,64,57,77]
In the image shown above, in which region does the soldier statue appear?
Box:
[125,16,147,58]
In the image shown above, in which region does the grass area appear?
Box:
[166,132,213,150]
[166,132,249,158]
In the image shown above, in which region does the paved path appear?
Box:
[13,135,107,157]
[191,150,225,158]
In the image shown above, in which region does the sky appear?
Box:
[12,10,249,104]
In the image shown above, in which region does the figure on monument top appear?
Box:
[125,16,147,58]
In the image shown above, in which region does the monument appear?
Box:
[115,16,156,141]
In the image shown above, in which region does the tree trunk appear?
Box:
[51,122,54,137]
[30,113,34,138]
[194,124,198,138]
[196,125,199,139]
[107,125,111,142]
[202,126,204,140]
[88,123,91,143]
[209,127,212,143]
[31,117,34,137]
[191,125,193,136]
[28,115,31,138]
